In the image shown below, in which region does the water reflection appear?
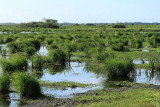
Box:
[133,59,149,64]
[0,92,21,107]
[40,62,105,84]
[135,69,160,85]
[37,45,48,56]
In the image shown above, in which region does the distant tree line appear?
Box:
[112,23,126,28]
[18,19,59,28]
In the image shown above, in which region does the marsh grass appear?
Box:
[24,46,36,55]
[0,48,7,56]
[148,52,160,70]
[111,43,129,51]
[45,49,66,65]
[0,55,28,72]
[31,54,44,69]
[12,72,42,98]
[0,72,10,93]
[105,58,134,77]
[93,51,116,62]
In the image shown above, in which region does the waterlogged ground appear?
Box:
[1,45,160,106]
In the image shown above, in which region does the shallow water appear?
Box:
[1,45,160,106]
[39,61,105,98]
[133,59,149,64]
[37,45,49,56]
[135,69,160,85]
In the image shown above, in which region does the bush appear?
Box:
[0,72,10,92]
[112,23,126,28]
[0,55,27,72]
[13,72,41,98]
[105,58,134,77]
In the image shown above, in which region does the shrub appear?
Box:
[105,58,134,77]
[12,72,41,98]
[112,23,126,28]
[0,55,27,72]
[0,72,10,92]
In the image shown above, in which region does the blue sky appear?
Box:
[0,0,160,23]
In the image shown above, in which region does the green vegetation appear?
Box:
[45,49,66,65]
[12,72,41,98]
[105,58,134,77]
[1,23,160,105]
[76,87,160,107]
[148,52,160,70]
[112,23,126,28]
[0,55,27,72]
[31,54,44,69]
[41,81,92,89]
[0,72,10,92]
[19,19,59,28]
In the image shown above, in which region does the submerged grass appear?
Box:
[41,81,92,89]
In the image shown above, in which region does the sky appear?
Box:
[0,0,160,23]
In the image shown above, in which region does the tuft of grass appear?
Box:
[0,72,10,93]
[0,55,28,72]
[93,51,116,62]
[24,46,36,55]
[45,49,66,65]
[12,72,42,98]
[31,54,44,69]
[105,58,134,77]
[148,52,160,70]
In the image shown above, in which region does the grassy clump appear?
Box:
[24,46,36,55]
[0,55,28,72]
[13,72,42,98]
[105,58,134,77]
[0,72,10,93]
[45,49,66,65]
[148,52,160,70]
[93,51,116,62]
[111,43,129,51]
[31,54,44,69]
